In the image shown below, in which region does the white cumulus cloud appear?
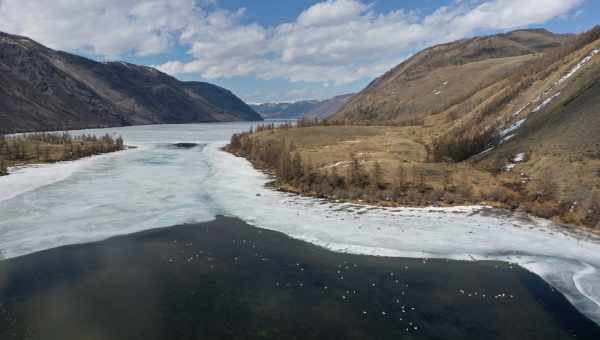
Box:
[0,0,583,85]
[0,0,198,57]
[155,0,582,85]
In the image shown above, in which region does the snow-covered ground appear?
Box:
[499,118,527,144]
[503,152,526,171]
[495,47,599,145]
[557,49,599,86]
[1,123,600,325]
[0,149,133,203]
[532,92,561,113]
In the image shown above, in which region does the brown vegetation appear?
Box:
[430,26,600,162]
[225,27,600,232]
[226,124,488,206]
[332,28,569,123]
[0,132,124,175]
[226,113,600,231]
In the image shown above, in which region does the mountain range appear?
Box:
[0,32,261,134]
[251,94,353,119]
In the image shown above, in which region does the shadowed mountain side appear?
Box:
[0,31,261,134]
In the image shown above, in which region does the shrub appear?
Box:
[431,125,497,162]
[0,158,7,176]
[0,132,124,165]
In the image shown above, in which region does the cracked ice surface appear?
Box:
[1,123,600,325]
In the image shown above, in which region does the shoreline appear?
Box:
[1,216,599,339]
[2,136,600,328]
[214,144,600,324]
[226,145,600,237]
[274,182,600,242]
[1,132,127,179]
[0,146,135,204]
[2,145,135,174]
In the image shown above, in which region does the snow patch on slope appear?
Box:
[504,152,526,171]
[496,48,599,144]
[558,49,599,86]
[500,118,527,139]
[532,92,561,113]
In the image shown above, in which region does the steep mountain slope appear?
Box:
[252,94,353,119]
[0,32,261,133]
[228,27,600,230]
[332,29,569,122]
[474,43,600,225]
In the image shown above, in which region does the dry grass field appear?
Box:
[332,29,568,123]
[234,125,507,208]
[237,117,599,229]
[228,28,600,231]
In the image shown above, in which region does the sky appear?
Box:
[0,0,598,103]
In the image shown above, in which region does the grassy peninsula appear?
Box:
[225,27,600,231]
[0,132,125,176]
[226,118,600,232]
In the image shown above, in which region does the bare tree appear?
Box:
[587,190,600,228]
[371,162,385,191]
[0,159,7,176]
[35,141,41,161]
[291,152,303,180]
[536,168,558,200]
[395,164,406,189]
[348,154,368,188]
[278,146,292,181]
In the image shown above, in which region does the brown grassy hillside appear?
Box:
[332,29,569,123]
[227,27,600,231]
[476,54,600,226]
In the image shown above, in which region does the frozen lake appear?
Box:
[1,122,600,324]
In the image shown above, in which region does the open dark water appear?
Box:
[0,216,598,340]
[2,124,600,324]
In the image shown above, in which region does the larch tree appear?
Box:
[371,162,384,191]
[278,145,292,181]
[537,168,558,200]
[291,152,303,180]
[0,159,7,176]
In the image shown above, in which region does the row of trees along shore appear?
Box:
[226,121,600,229]
[234,28,600,166]
[226,121,474,205]
[0,132,124,176]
